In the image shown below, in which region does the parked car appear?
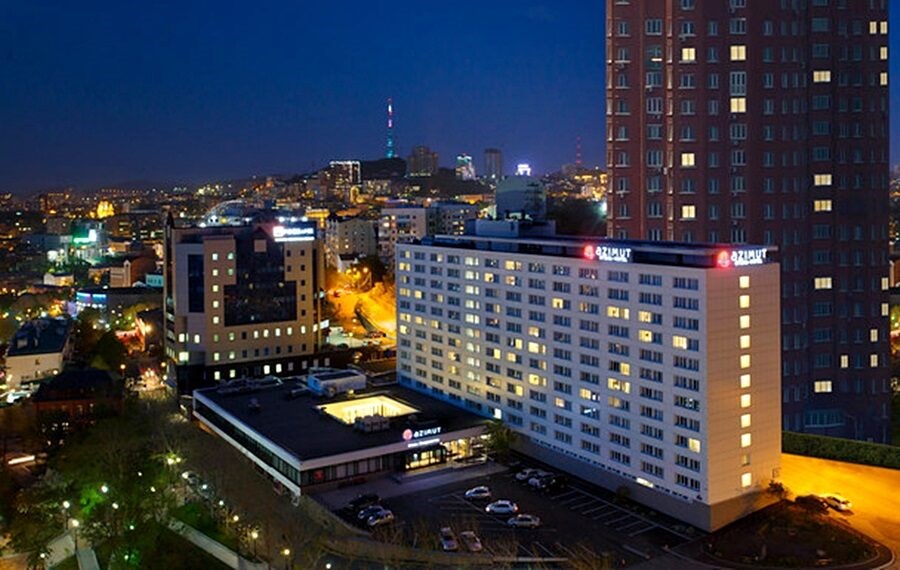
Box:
[531,474,568,492]
[527,473,555,488]
[459,530,483,553]
[367,509,395,527]
[507,514,542,529]
[520,469,551,484]
[348,493,381,511]
[197,483,214,501]
[485,500,519,514]
[439,527,459,551]
[821,494,852,511]
[464,485,492,500]
[515,468,541,482]
[357,505,387,521]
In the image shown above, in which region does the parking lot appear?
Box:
[334,461,705,567]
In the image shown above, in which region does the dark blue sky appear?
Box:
[0,1,897,193]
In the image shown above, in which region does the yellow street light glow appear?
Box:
[62,500,71,509]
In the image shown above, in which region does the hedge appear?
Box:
[783,431,900,469]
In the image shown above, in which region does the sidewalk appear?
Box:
[75,548,100,570]
[168,520,266,570]
[314,461,507,510]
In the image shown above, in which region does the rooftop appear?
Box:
[418,233,778,270]
[194,381,488,462]
[32,368,122,403]
[6,318,72,357]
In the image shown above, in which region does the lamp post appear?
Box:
[250,530,258,559]
[61,500,71,533]
[282,547,291,570]
[70,519,80,550]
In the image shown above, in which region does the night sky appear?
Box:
[0,1,897,193]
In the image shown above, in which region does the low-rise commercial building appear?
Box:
[193,377,488,499]
[5,318,73,389]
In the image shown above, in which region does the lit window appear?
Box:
[814,380,832,393]
[870,354,879,368]
[880,72,888,86]
[178,333,186,343]
[840,354,849,369]
[880,46,888,60]
[740,413,751,428]
[212,316,220,325]
[740,394,751,408]
[621,363,631,376]
[212,268,219,277]
[681,205,696,219]
[730,97,746,113]
[741,472,752,488]
[739,315,750,329]
[740,335,751,349]
[812,70,831,83]
[681,47,697,62]
[741,433,752,447]
[211,253,219,261]
[739,295,750,308]
[673,335,689,349]
[681,153,696,167]
[212,300,220,308]
[740,374,751,388]
[880,21,888,34]
[814,174,832,186]
[688,438,701,453]
[178,351,189,363]
[739,275,750,289]
[740,354,751,369]
[882,277,890,291]
[813,200,832,212]
[883,303,890,316]
[870,20,879,34]
[211,284,219,293]
[729,45,747,61]
[870,328,879,342]
[213,352,220,362]
[814,277,832,290]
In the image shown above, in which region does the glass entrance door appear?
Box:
[405,446,446,470]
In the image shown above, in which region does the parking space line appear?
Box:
[558,495,588,506]
[566,483,696,540]
[618,520,649,532]
[532,541,557,557]
[581,505,608,515]
[591,509,618,520]
[549,490,579,501]
[604,514,634,526]
[569,499,598,511]
[628,524,657,537]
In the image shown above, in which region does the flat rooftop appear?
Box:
[7,318,71,357]
[420,234,778,270]
[194,382,488,462]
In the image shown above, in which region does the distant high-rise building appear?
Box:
[163,212,326,394]
[407,146,439,177]
[606,0,891,442]
[484,148,503,181]
[326,161,362,203]
[455,154,476,181]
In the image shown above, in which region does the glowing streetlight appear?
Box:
[282,547,291,569]
[100,484,109,494]
[232,514,240,523]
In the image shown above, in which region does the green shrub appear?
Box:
[783,431,900,469]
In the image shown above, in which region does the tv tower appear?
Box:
[575,136,582,167]
[385,97,395,159]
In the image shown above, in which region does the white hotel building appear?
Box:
[396,221,781,531]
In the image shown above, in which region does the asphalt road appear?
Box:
[779,453,900,565]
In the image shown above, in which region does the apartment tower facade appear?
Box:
[606,0,891,441]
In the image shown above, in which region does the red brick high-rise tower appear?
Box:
[606,0,891,442]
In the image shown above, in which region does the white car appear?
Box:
[485,500,519,514]
[439,527,459,551]
[464,485,491,500]
[367,509,395,527]
[507,514,541,529]
[515,468,540,482]
[822,494,852,511]
[459,530,483,553]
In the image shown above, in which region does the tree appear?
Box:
[89,332,127,372]
[483,420,517,463]
[546,198,606,237]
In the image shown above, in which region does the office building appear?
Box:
[484,148,504,182]
[397,222,781,531]
[605,0,891,442]
[5,318,73,390]
[324,215,378,268]
[378,203,478,264]
[407,146,439,177]
[325,161,362,203]
[163,215,327,394]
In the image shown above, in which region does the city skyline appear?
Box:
[3,2,896,193]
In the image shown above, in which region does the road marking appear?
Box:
[550,490,579,501]
[604,514,634,526]
[558,495,588,506]
[582,505,609,515]
[628,524,657,537]
[618,520,649,532]
[532,541,557,557]
[569,499,598,511]
[567,484,696,540]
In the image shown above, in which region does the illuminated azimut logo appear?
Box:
[717,248,767,268]
[583,245,632,263]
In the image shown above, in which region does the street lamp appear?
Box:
[282,547,291,570]
[70,519,80,550]
[250,530,259,558]
[100,484,109,494]
[61,500,71,532]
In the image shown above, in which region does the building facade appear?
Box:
[396,227,781,531]
[324,215,378,268]
[484,148,504,182]
[163,218,327,393]
[605,0,891,442]
[407,146,439,177]
[378,203,478,264]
